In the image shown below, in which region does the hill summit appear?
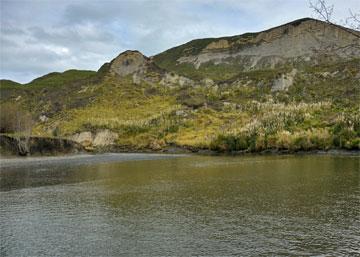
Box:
[109,50,152,77]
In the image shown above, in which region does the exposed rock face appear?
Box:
[201,78,215,87]
[106,50,166,85]
[205,39,231,50]
[271,69,298,92]
[71,131,93,147]
[157,18,360,71]
[160,73,195,87]
[71,130,118,148]
[109,50,150,77]
[39,115,48,122]
[93,130,118,147]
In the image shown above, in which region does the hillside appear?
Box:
[1,18,359,154]
[153,18,360,81]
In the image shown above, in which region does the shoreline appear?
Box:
[1,134,359,158]
[0,152,188,169]
[1,149,358,170]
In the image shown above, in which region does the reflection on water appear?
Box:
[0,154,359,256]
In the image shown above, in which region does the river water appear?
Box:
[0,153,359,256]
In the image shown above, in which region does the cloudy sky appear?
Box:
[1,0,359,83]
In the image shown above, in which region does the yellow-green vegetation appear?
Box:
[25,70,97,88]
[209,101,359,152]
[29,76,182,149]
[2,17,360,154]
[1,57,359,153]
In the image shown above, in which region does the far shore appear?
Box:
[0,152,188,169]
[1,149,358,170]
[1,134,359,160]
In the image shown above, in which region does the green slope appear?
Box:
[26,69,97,88]
[1,18,359,153]
[0,79,23,89]
[2,59,358,152]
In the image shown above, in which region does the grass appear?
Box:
[1,57,359,152]
[0,79,23,89]
[26,70,97,88]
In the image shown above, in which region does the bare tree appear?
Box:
[0,103,34,155]
[309,0,334,23]
[309,0,360,31]
[346,9,360,30]
[14,109,33,155]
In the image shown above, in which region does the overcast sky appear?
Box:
[1,0,359,83]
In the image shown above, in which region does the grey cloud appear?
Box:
[1,0,359,83]
[0,24,25,36]
[27,25,116,47]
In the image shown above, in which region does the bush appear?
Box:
[255,134,267,151]
[210,134,248,152]
[0,103,17,133]
[331,113,359,148]
[293,135,311,151]
[52,127,61,137]
[0,102,33,134]
[308,128,332,150]
[332,128,356,148]
[345,138,360,150]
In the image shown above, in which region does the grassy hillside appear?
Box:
[1,57,358,153]
[0,79,23,89]
[0,69,101,117]
[26,70,97,88]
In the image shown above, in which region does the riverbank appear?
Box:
[0,134,84,156]
[0,152,187,169]
[1,149,358,170]
[1,134,358,158]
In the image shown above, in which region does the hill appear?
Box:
[1,18,359,154]
[153,18,360,81]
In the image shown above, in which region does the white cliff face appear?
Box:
[176,19,360,70]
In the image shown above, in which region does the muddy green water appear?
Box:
[0,154,359,256]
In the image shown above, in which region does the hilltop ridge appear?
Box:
[153,18,360,80]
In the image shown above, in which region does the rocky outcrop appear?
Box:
[109,50,151,77]
[271,69,297,92]
[104,50,166,85]
[160,73,195,87]
[205,39,231,50]
[71,130,118,148]
[71,132,93,147]
[201,78,215,87]
[93,130,118,147]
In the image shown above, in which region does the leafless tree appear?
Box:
[0,103,34,155]
[309,0,334,23]
[14,109,33,155]
[309,0,360,31]
[346,9,360,30]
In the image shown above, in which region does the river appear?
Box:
[0,153,359,256]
